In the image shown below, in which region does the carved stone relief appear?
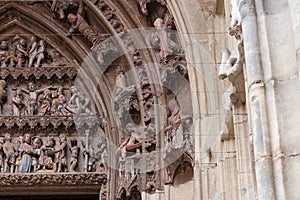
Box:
[0,35,71,68]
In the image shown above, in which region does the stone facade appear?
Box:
[0,0,299,200]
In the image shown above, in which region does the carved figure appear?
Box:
[0,137,4,172]
[38,89,52,115]
[67,2,98,48]
[151,17,182,59]
[39,136,56,170]
[69,138,79,172]
[0,41,10,67]
[3,133,17,173]
[48,49,68,66]
[35,40,46,67]
[32,136,43,172]
[0,80,7,114]
[166,98,181,129]
[83,144,96,172]
[137,0,166,16]
[16,38,28,67]
[28,36,38,68]
[19,133,33,173]
[56,134,67,172]
[66,86,91,114]
[21,82,52,115]
[228,0,241,38]
[96,136,107,172]
[28,38,45,67]
[115,68,128,95]
[117,123,143,159]
[15,135,24,172]
[51,0,73,19]
[12,88,25,116]
[51,87,69,115]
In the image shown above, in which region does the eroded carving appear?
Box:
[137,0,166,16]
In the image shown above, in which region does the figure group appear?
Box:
[0,133,80,173]
[11,83,91,116]
[0,36,46,68]
[0,35,67,68]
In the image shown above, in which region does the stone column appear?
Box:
[240,0,298,199]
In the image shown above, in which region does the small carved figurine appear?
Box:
[0,80,7,114]
[67,2,98,48]
[3,133,17,173]
[15,135,24,173]
[16,38,28,67]
[83,142,96,172]
[38,136,56,170]
[19,133,33,173]
[69,138,79,172]
[12,88,25,116]
[28,36,38,68]
[0,137,4,172]
[56,134,67,172]
[0,41,10,67]
[96,136,108,172]
[32,136,43,172]
[66,86,91,114]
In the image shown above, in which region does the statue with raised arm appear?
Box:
[21,82,52,115]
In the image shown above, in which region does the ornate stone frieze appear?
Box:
[0,66,77,80]
[0,172,106,186]
[0,115,100,129]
